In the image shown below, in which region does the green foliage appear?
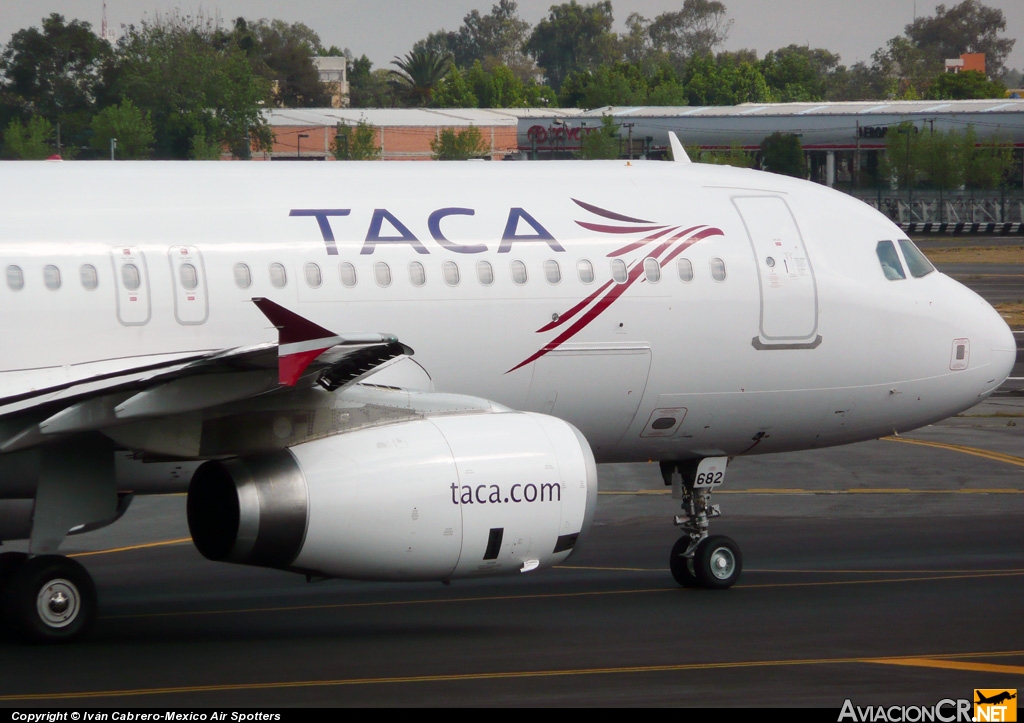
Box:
[348,55,401,108]
[390,47,453,106]
[332,119,381,160]
[688,141,753,167]
[760,45,840,102]
[903,0,1016,79]
[2,116,55,159]
[433,64,479,107]
[926,70,1007,99]
[962,126,1015,189]
[89,99,154,159]
[112,13,273,160]
[759,132,806,178]
[883,122,1015,190]
[579,114,619,159]
[682,53,772,105]
[647,0,733,71]
[231,18,330,107]
[431,126,487,160]
[0,14,112,153]
[525,1,618,91]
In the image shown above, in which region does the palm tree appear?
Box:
[389,48,454,106]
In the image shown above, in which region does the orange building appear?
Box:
[253,108,564,161]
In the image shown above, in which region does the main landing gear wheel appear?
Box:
[1,555,97,643]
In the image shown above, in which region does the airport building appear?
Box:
[261,101,1024,186]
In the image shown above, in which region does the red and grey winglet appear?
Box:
[252,297,411,388]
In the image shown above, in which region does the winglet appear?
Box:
[253,298,342,386]
[668,132,691,163]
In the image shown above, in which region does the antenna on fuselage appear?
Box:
[668,131,691,163]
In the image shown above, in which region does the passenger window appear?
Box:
[677,258,693,282]
[544,259,561,285]
[409,261,426,287]
[510,260,528,285]
[442,260,460,286]
[304,262,322,289]
[898,239,935,278]
[234,263,252,289]
[710,258,727,282]
[374,261,392,287]
[269,263,287,288]
[43,265,61,290]
[577,259,594,284]
[122,263,141,291]
[6,265,24,291]
[476,260,494,286]
[80,264,99,290]
[610,259,627,284]
[180,263,199,290]
[339,262,357,288]
[876,241,906,281]
[643,257,661,283]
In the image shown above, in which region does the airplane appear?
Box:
[976,692,1016,706]
[0,141,1015,643]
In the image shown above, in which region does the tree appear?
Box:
[688,141,754,167]
[525,1,618,91]
[348,55,401,108]
[2,116,55,159]
[759,132,806,178]
[647,0,733,73]
[89,98,154,159]
[112,13,273,159]
[682,53,772,106]
[760,45,840,102]
[233,18,330,107]
[925,70,1007,99]
[961,126,1015,189]
[332,119,381,160]
[0,14,112,153]
[903,0,1016,79]
[390,47,453,106]
[579,114,619,159]
[431,126,487,160]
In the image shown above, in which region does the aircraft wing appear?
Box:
[0,298,413,456]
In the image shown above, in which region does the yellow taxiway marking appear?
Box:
[868,658,1024,676]
[68,538,192,558]
[599,488,1023,495]
[2,650,1022,701]
[882,436,1024,468]
[100,568,1024,622]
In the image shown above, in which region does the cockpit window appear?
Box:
[898,239,935,278]
[876,241,906,281]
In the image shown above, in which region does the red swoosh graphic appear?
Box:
[507,203,724,374]
[572,198,653,224]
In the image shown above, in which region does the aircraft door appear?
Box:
[733,196,820,349]
[168,246,209,325]
[110,247,151,326]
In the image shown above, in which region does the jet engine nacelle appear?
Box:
[187,412,598,581]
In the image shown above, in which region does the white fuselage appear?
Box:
[0,161,1015,462]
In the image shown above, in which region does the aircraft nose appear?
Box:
[980,298,1016,390]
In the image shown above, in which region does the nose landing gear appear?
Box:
[662,458,742,589]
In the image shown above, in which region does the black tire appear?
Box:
[2,555,96,643]
[693,535,742,590]
[0,552,28,590]
[669,536,700,588]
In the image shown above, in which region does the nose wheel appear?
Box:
[0,554,96,643]
[663,458,742,590]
